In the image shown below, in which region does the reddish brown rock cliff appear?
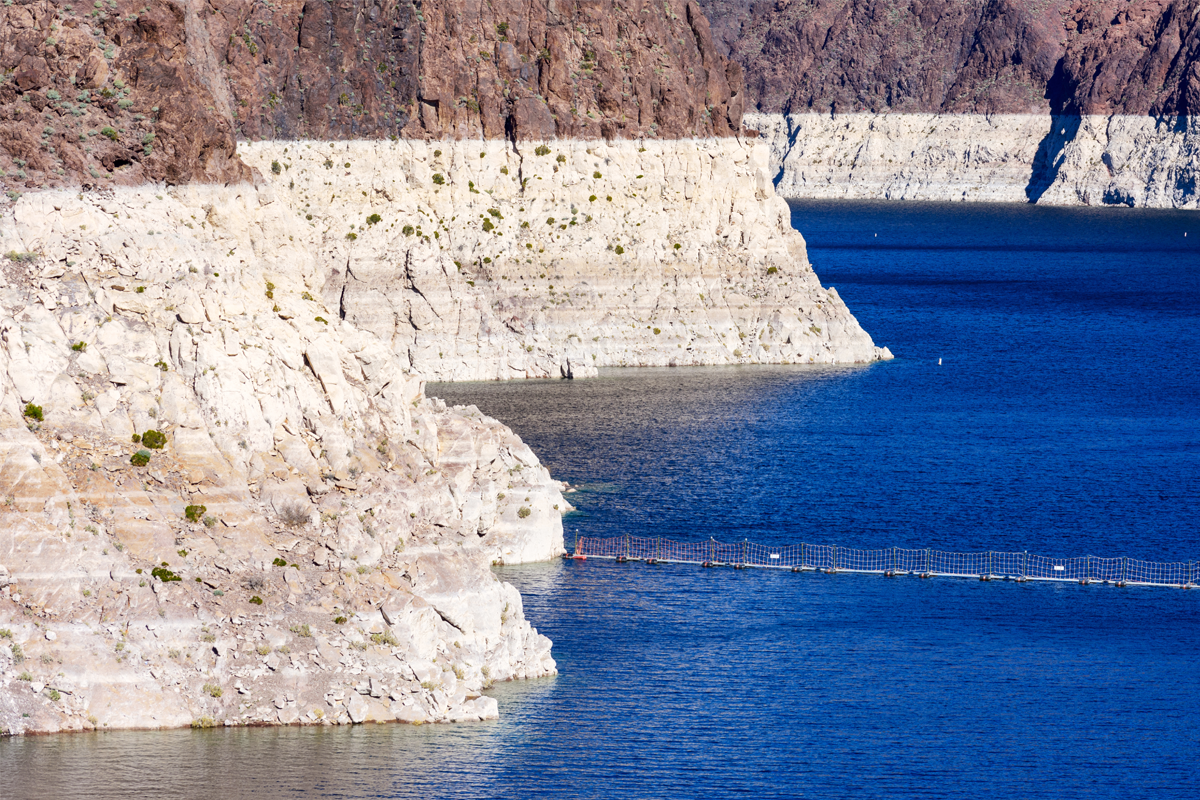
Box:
[701,0,1200,116]
[0,0,745,189]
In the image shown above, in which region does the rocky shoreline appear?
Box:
[0,133,888,736]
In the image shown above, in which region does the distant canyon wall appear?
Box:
[711,0,1200,207]
[748,112,1200,207]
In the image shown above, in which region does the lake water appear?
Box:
[4,200,1198,798]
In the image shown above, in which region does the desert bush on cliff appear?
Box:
[278,502,310,528]
[534,145,551,156]
[141,430,166,449]
[185,505,207,523]
[5,250,39,263]
[23,403,43,422]
[518,506,532,518]
[151,566,181,583]
[130,450,151,467]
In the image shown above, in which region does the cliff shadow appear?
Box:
[1027,60,1082,203]
[1026,114,1082,203]
[773,111,803,188]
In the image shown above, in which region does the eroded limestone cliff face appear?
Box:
[0,0,746,189]
[749,111,1200,207]
[237,137,889,379]
[0,182,569,735]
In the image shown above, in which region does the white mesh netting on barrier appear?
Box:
[572,535,1199,589]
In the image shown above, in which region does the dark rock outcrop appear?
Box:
[700,0,1200,116]
[0,0,746,189]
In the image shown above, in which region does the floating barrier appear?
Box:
[569,535,1199,590]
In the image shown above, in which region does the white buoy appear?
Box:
[938,358,942,365]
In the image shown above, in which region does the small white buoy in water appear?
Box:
[938,358,942,365]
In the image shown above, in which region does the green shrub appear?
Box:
[151,566,180,582]
[482,219,494,232]
[653,328,661,335]
[17,670,32,681]
[71,341,87,352]
[370,630,399,646]
[517,506,532,519]
[202,683,222,698]
[272,557,286,567]
[100,126,118,140]
[132,433,141,443]
[141,429,166,449]
[249,595,263,605]
[270,160,282,175]
[5,250,39,263]
[589,195,597,202]
[534,144,551,156]
[314,316,328,324]
[290,624,312,638]
[184,505,206,523]
[766,266,779,275]
[674,243,682,250]
[154,360,169,372]
[614,245,625,255]
[130,450,151,466]
[366,213,382,225]
[432,173,445,185]
[402,225,414,236]
[333,615,347,625]
[11,643,25,663]
[345,232,357,241]
[593,171,602,178]
[23,403,43,421]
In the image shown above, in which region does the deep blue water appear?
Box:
[4,201,1198,798]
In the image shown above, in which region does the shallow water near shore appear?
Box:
[4,200,1199,798]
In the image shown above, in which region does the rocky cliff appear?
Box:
[0,182,570,735]
[0,0,895,737]
[0,0,746,189]
[706,0,1200,207]
[706,0,1200,116]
